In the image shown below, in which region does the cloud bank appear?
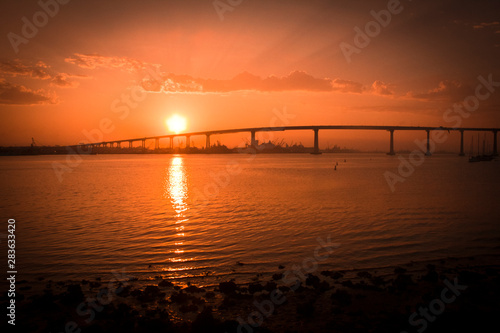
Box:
[0,79,56,105]
[0,59,84,105]
[65,53,396,95]
[406,80,473,102]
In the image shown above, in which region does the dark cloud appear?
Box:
[141,71,368,94]
[65,53,151,73]
[0,79,57,105]
[50,73,80,88]
[406,80,472,102]
[371,81,394,96]
[262,71,333,92]
[472,21,500,30]
[0,60,51,80]
[331,78,364,94]
[0,59,85,91]
[65,53,398,95]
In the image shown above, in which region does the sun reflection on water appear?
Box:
[168,157,188,217]
[165,156,191,270]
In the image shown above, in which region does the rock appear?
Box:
[305,274,321,287]
[184,285,206,294]
[179,304,198,313]
[370,275,387,286]
[219,281,238,295]
[297,300,315,317]
[321,270,344,279]
[248,283,264,294]
[272,273,283,281]
[278,285,290,293]
[421,270,439,283]
[145,285,160,294]
[62,284,84,304]
[357,271,372,279]
[170,291,189,304]
[458,270,486,284]
[264,281,278,292]
[191,307,222,332]
[89,281,101,288]
[205,291,216,299]
[392,273,414,291]
[394,267,407,275]
[158,279,174,288]
[330,289,352,306]
[341,280,354,288]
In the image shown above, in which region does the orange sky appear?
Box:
[1,0,499,151]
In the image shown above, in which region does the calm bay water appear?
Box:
[1,154,500,285]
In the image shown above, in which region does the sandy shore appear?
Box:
[3,255,499,333]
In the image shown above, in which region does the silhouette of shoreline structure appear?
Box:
[1,125,498,156]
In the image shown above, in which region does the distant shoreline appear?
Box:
[0,146,464,156]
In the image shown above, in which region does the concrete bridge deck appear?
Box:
[73,125,500,156]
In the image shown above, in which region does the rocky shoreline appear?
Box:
[3,255,499,332]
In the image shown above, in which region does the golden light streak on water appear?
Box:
[166,156,189,270]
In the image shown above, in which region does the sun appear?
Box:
[166,115,187,134]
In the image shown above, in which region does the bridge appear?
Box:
[73,125,500,156]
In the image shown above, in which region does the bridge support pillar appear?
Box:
[459,130,465,156]
[425,130,432,156]
[387,130,395,155]
[186,136,190,148]
[155,138,160,150]
[251,130,256,148]
[117,142,121,148]
[170,137,174,149]
[141,139,145,149]
[494,130,498,156]
[206,135,210,149]
[129,141,133,148]
[311,128,321,155]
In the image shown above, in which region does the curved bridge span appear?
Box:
[76,125,499,156]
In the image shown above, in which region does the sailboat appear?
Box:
[469,134,494,162]
[469,135,480,162]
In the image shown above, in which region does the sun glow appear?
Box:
[166,115,187,134]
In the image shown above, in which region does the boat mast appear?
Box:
[478,134,480,156]
[470,135,473,156]
[483,134,486,156]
